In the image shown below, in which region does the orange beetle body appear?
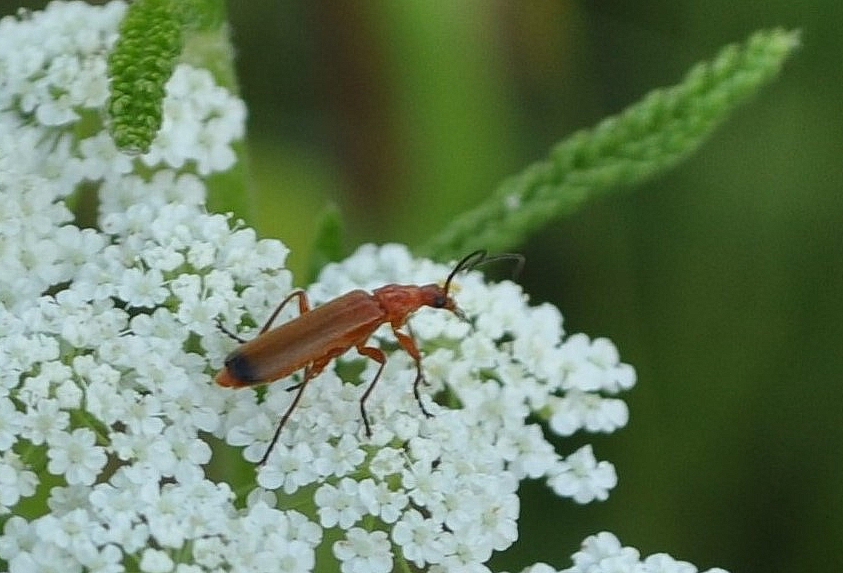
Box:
[216,289,391,388]
[215,251,521,464]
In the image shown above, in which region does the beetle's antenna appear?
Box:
[443,250,525,294]
[444,250,484,293]
[469,252,525,278]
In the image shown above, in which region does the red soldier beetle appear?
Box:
[215,250,524,464]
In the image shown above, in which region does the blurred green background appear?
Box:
[9,2,843,572]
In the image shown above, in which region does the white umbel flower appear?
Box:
[46,428,107,486]
[333,527,393,573]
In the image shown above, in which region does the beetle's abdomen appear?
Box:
[217,290,386,387]
[220,352,259,385]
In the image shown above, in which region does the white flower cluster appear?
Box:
[508,532,730,573]
[0,2,729,573]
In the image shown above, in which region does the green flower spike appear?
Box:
[422,28,800,260]
[107,0,186,154]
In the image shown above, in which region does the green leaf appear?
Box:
[420,28,800,261]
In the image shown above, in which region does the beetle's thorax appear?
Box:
[372,283,454,326]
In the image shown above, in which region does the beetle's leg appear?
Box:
[259,290,311,334]
[215,317,247,343]
[217,290,310,344]
[356,345,387,436]
[403,323,429,387]
[284,363,315,392]
[260,361,325,465]
[260,374,312,465]
[392,329,433,419]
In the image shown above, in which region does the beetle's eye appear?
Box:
[433,294,447,308]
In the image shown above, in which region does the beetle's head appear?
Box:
[432,250,525,322]
[424,283,466,322]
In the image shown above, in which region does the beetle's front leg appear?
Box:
[392,329,433,419]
